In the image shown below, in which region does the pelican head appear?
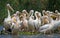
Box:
[22,9,27,13]
[29,10,34,17]
[55,10,58,14]
[35,11,39,16]
[35,11,41,19]
[22,10,28,17]
[44,11,50,15]
[30,10,34,13]
[46,11,50,13]
[13,14,17,17]
[16,11,20,14]
[7,3,10,7]
[42,10,45,13]
[16,11,20,16]
[7,3,14,12]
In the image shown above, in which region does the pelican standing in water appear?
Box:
[4,3,14,32]
[4,9,12,32]
[11,13,21,35]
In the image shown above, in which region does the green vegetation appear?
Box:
[19,32,40,35]
[0,0,60,25]
[0,30,40,35]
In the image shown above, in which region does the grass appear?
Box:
[19,32,40,35]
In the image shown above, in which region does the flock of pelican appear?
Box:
[3,4,60,34]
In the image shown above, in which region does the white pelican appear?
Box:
[34,11,41,31]
[11,14,20,35]
[11,11,21,29]
[28,10,35,32]
[22,9,28,19]
[20,10,28,31]
[4,3,15,32]
[53,12,60,32]
[16,11,21,28]
[11,14,19,29]
[4,9,12,32]
[38,12,58,33]
[41,11,50,25]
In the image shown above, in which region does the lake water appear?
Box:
[0,26,3,31]
[0,34,60,38]
[0,26,60,38]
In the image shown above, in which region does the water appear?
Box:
[0,26,60,38]
[0,26,3,31]
[0,34,60,38]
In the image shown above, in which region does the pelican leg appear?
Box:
[49,30,52,34]
[44,31,46,35]
[57,26,60,33]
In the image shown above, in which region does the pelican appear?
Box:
[53,12,60,32]
[4,9,12,32]
[11,14,21,35]
[3,3,15,33]
[38,12,58,33]
[20,10,28,31]
[16,11,21,28]
[34,11,41,31]
[11,11,21,29]
[22,10,28,19]
[41,11,50,25]
[28,10,35,32]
